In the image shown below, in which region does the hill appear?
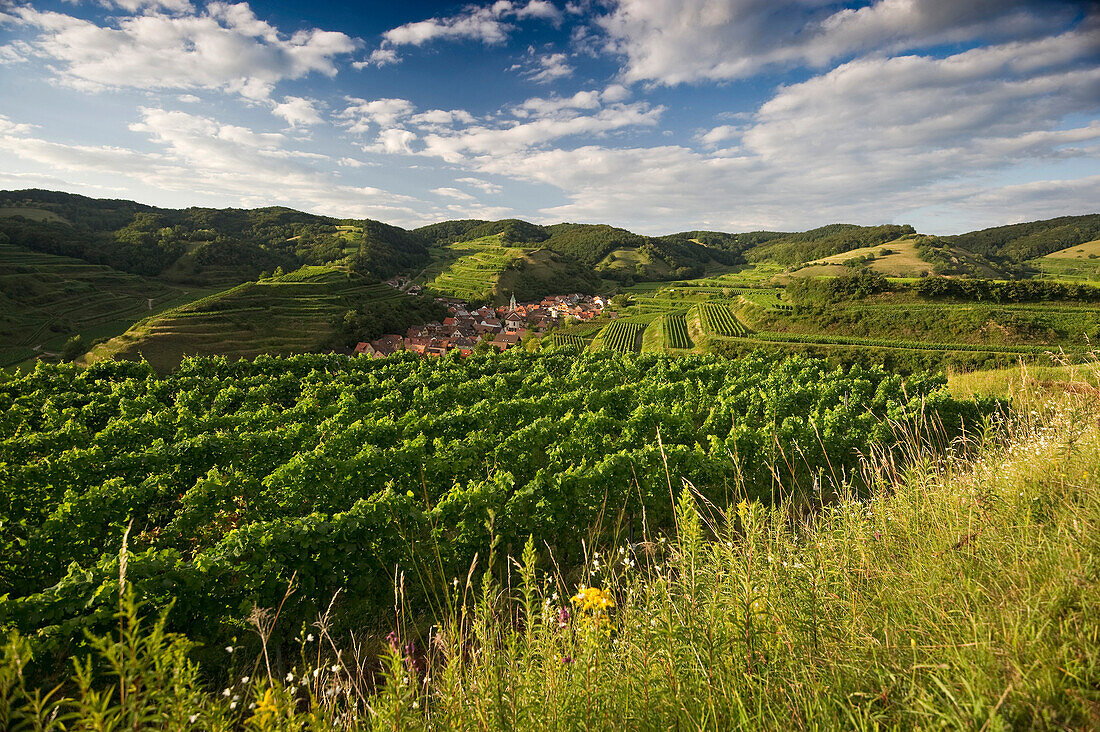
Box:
[0,190,431,284]
[0,235,215,368]
[944,213,1100,263]
[83,265,444,371]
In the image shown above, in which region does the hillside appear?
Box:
[0,190,430,284]
[84,265,444,371]
[0,236,215,368]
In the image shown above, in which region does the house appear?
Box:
[372,334,403,356]
[353,342,379,357]
[503,311,524,332]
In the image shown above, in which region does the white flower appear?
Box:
[286,672,295,682]
[232,694,239,702]
[412,700,420,709]
[331,665,340,673]
[221,688,231,697]
[229,701,237,710]
[241,676,249,684]
[306,633,314,642]
[225,646,234,653]
[313,669,320,678]
[188,714,198,723]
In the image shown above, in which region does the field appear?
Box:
[0,206,69,223]
[0,240,214,368]
[1028,239,1100,282]
[83,266,405,371]
[4,355,1098,728]
[797,237,934,277]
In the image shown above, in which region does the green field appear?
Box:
[84,266,405,371]
[591,319,648,353]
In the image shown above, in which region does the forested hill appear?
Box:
[3,190,1097,283]
[942,214,1100,262]
[0,189,428,284]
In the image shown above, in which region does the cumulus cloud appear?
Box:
[337,98,416,133]
[407,27,1100,233]
[597,0,1084,85]
[271,96,323,127]
[521,52,574,83]
[0,107,435,223]
[3,2,355,99]
[364,1,562,67]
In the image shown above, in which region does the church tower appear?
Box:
[509,292,517,311]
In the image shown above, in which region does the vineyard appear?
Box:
[419,237,528,302]
[0,351,990,668]
[546,333,586,349]
[593,320,648,352]
[0,240,212,367]
[661,313,694,349]
[82,266,410,371]
[698,303,749,336]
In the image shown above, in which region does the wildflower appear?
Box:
[286,672,295,682]
[306,633,314,642]
[331,664,340,673]
[241,676,249,684]
[557,605,571,628]
[571,586,615,614]
[561,655,573,664]
[225,646,234,653]
[412,700,420,709]
[230,701,237,711]
[189,714,198,723]
[222,688,231,697]
[313,669,321,678]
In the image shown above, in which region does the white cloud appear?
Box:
[597,0,1083,85]
[338,97,415,133]
[432,186,477,201]
[698,125,739,147]
[177,93,201,103]
[4,3,355,100]
[365,1,562,67]
[0,107,436,223]
[109,0,194,13]
[409,28,1100,233]
[271,96,323,127]
[522,52,574,83]
[512,90,601,117]
[366,128,418,154]
[456,177,504,194]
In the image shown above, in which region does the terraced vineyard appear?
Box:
[420,237,529,302]
[85,266,406,371]
[743,331,1078,355]
[0,240,211,367]
[698,303,749,336]
[546,333,586,349]
[592,320,648,353]
[662,313,693,349]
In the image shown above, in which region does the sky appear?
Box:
[0,0,1097,235]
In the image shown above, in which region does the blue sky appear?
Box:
[0,0,1097,235]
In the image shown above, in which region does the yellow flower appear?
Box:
[571,586,615,614]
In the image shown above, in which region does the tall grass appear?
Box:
[3,380,1099,729]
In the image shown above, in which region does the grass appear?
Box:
[4,373,1100,729]
[0,207,69,224]
[798,237,933,277]
[1028,241,1100,283]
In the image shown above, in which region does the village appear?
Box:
[352,290,612,358]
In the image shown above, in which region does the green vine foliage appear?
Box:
[0,351,996,669]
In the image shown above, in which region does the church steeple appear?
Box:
[509,292,517,311]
